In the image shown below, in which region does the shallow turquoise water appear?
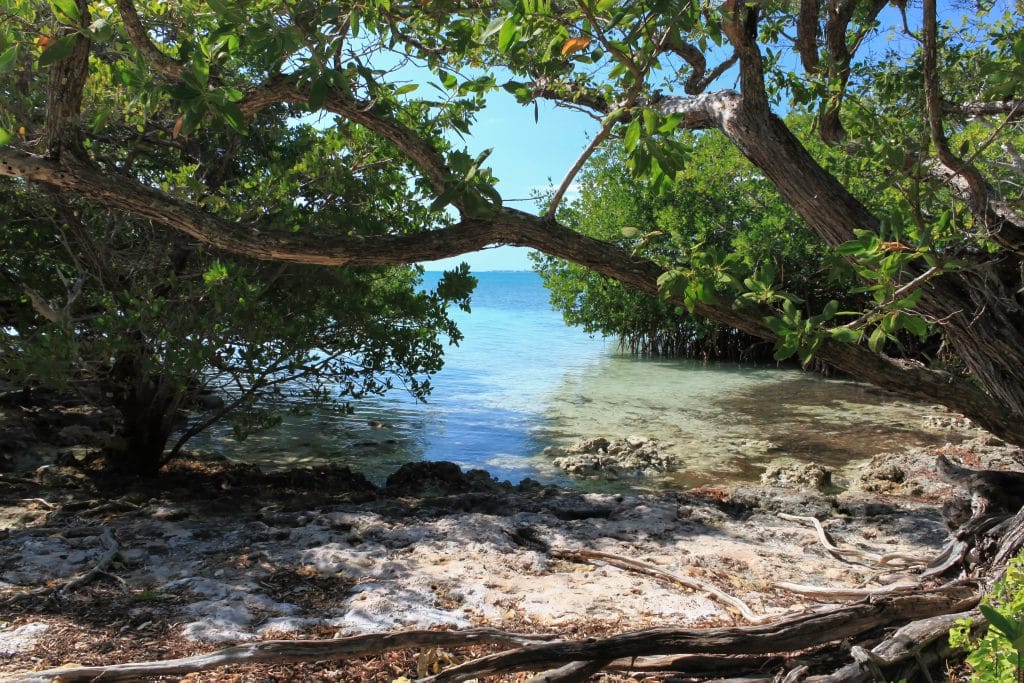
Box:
[190,271,946,488]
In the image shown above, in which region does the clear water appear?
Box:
[190,271,948,489]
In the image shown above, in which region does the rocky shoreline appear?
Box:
[2,390,1023,680]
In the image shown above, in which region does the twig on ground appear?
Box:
[775,581,919,602]
[549,548,766,623]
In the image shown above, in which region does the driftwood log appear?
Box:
[6,456,1024,682]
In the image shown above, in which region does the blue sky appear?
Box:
[422,94,599,271]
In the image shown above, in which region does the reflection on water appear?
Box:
[188,272,952,490]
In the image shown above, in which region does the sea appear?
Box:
[190,270,947,490]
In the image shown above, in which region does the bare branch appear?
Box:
[689,51,739,95]
[943,99,1024,120]
[719,0,769,112]
[545,124,613,219]
[5,629,555,682]
[662,39,708,95]
[417,585,977,682]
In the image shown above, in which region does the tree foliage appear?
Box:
[535,122,855,361]
[0,0,1022,451]
[0,7,477,473]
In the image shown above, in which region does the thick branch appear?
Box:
[719,0,769,113]
[113,0,185,79]
[418,585,977,682]
[6,628,554,682]
[43,0,91,157]
[663,39,709,95]
[796,0,820,73]
[922,0,1024,256]
[943,99,1024,120]
[4,139,1023,443]
[236,76,452,197]
[818,0,888,144]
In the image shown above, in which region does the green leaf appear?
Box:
[37,34,77,67]
[763,316,790,336]
[981,605,1021,641]
[218,101,246,133]
[623,119,641,153]
[0,45,18,72]
[50,0,80,24]
[836,240,866,256]
[429,188,459,211]
[773,338,798,361]
[900,314,929,339]
[497,18,518,53]
[829,327,861,343]
[0,127,11,147]
[642,107,657,133]
[439,71,458,89]
[393,83,418,96]
[479,16,506,42]
[868,326,887,353]
[307,78,329,110]
[620,226,639,238]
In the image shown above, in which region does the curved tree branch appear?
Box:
[113,0,186,80]
[922,0,1024,257]
[5,137,1023,443]
[796,0,820,74]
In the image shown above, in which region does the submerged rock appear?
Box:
[551,435,678,478]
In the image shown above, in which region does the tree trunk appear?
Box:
[105,354,184,476]
[710,99,1024,431]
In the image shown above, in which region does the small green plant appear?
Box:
[950,553,1024,682]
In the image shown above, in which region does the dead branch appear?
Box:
[524,659,611,682]
[417,584,978,682]
[778,513,927,568]
[775,581,919,602]
[804,609,974,682]
[549,548,766,623]
[4,628,557,683]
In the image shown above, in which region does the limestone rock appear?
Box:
[760,462,833,491]
[552,436,678,478]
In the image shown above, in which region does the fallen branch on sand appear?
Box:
[778,513,928,568]
[414,585,977,683]
[775,580,920,602]
[549,548,766,623]
[5,628,557,683]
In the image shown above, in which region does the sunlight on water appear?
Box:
[190,271,950,489]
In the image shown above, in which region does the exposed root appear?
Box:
[415,584,977,682]
[1,527,119,606]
